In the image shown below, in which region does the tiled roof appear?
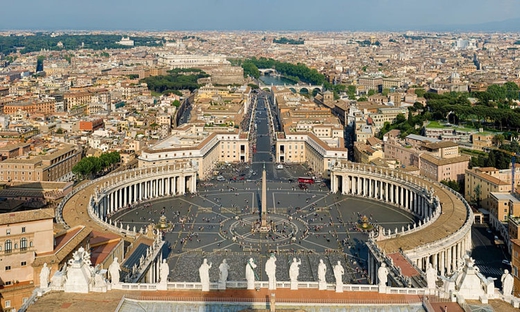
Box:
[0,207,54,225]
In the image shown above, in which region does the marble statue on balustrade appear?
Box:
[318,259,327,290]
[265,254,277,290]
[218,259,229,289]
[426,263,437,290]
[502,269,514,297]
[333,261,344,293]
[484,277,496,297]
[378,263,389,286]
[40,263,50,289]
[50,265,67,290]
[378,263,389,293]
[160,259,169,284]
[108,257,121,286]
[199,259,212,292]
[246,258,257,290]
[91,265,109,292]
[289,258,302,290]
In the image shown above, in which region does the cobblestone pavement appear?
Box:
[113,180,417,284]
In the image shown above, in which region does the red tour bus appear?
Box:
[298,177,315,184]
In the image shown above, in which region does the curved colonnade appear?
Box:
[330,162,473,283]
[57,161,472,288]
[57,163,197,236]
[90,163,197,235]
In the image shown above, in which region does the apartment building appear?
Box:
[510,239,520,297]
[63,92,92,111]
[0,144,81,182]
[0,143,31,160]
[464,167,518,210]
[79,118,104,132]
[3,99,56,115]
[419,153,469,182]
[358,76,382,92]
[0,208,54,311]
[353,137,384,164]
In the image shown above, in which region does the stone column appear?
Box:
[451,245,456,273]
[440,250,445,275]
[111,193,115,214]
[413,193,417,214]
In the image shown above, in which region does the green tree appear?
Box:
[395,113,406,123]
[413,102,424,110]
[367,89,376,97]
[441,179,460,193]
[347,85,356,99]
[382,88,390,97]
[492,134,505,148]
[504,81,520,100]
[487,84,506,101]
[473,184,482,207]
[485,151,496,167]
[414,88,426,97]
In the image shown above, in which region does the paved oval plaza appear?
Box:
[112,180,417,285]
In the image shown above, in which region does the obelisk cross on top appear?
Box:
[261,162,267,227]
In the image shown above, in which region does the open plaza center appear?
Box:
[111,174,417,285]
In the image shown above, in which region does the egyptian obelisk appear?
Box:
[261,162,267,227]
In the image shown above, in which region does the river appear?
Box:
[259,74,296,86]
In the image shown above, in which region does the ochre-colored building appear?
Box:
[511,239,520,297]
[0,144,81,182]
[0,208,54,311]
[3,99,56,115]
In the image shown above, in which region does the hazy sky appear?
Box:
[3,0,520,31]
